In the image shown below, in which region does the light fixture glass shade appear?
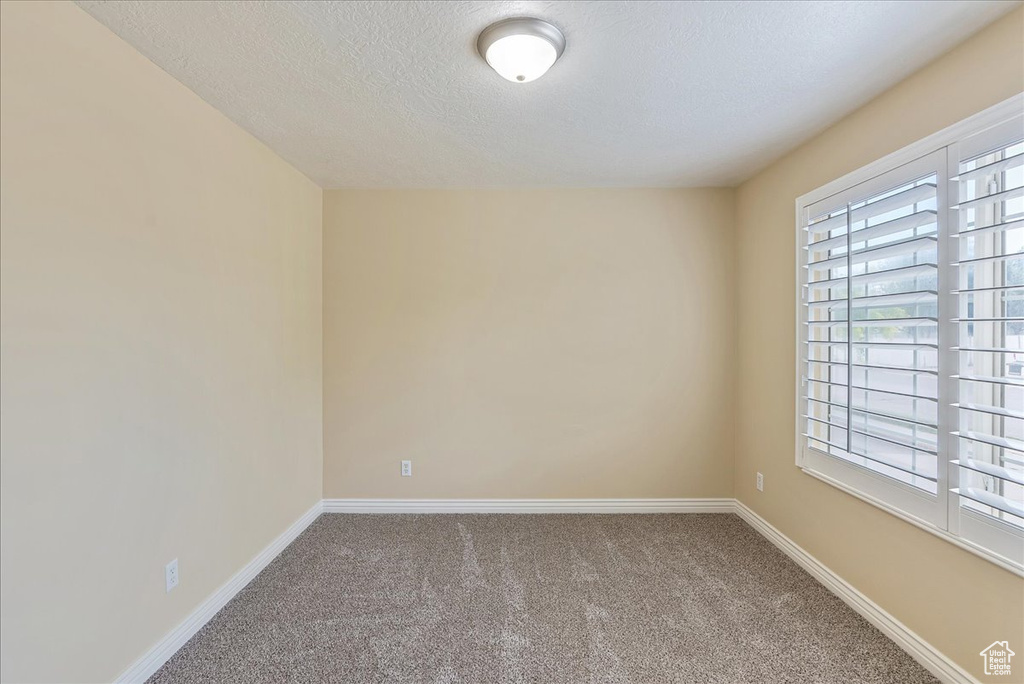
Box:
[484,34,557,83]
[477,18,565,84]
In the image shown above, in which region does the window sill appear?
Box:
[800,466,1024,578]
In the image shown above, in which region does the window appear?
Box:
[797,97,1024,571]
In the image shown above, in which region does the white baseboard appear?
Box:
[321,497,735,514]
[114,500,323,684]
[733,500,976,684]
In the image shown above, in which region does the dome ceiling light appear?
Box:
[477,17,566,83]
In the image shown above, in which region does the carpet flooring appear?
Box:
[147,514,938,683]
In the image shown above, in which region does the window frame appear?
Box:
[794,94,1024,576]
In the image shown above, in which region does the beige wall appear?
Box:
[734,7,1024,682]
[0,2,323,682]
[323,189,736,499]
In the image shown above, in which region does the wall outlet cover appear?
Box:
[165,558,179,593]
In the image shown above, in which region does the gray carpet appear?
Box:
[147,514,937,683]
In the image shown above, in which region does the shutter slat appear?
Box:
[805,210,848,236]
[807,262,938,289]
[808,210,936,251]
[955,151,1024,182]
[807,234,936,270]
[952,488,1024,520]
[952,184,1024,209]
[807,317,937,328]
[806,341,938,350]
[851,182,937,222]
[851,290,938,308]
[851,363,938,375]
[953,459,1024,486]
[950,284,1022,294]
[953,402,1024,420]
[807,398,938,428]
[954,374,1024,387]
[953,317,1024,323]
[953,251,1024,267]
[852,263,937,286]
[805,416,847,432]
[807,359,938,375]
[849,427,937,455]
[806,182,938,236]
[952,217,1024,238]
[953,431,1024,453]
[806,379,938,402]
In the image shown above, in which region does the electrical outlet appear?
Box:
[756,472,764,492]
[165,558,179,593]
[401,460,412,477]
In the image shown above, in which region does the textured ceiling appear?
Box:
[76,0,1018,188]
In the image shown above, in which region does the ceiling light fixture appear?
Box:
[477,17,565,84]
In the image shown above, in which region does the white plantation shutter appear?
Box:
[797,99,1024,570]
[949,115,1024,560]
[801,150,946,526]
